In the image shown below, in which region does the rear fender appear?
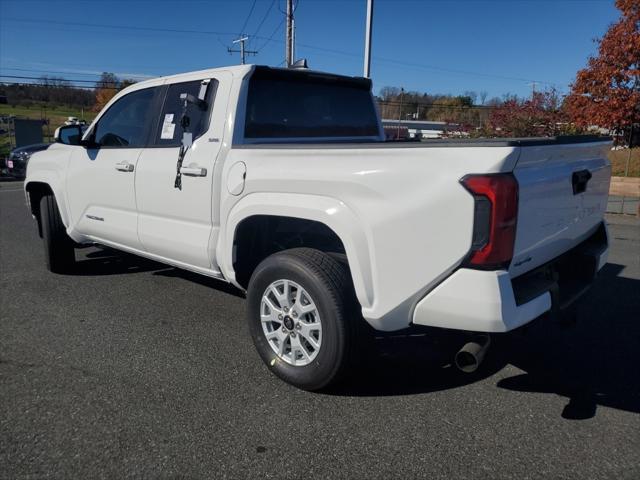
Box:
[221,192,375,310]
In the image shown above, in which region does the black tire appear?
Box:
[40,194,75,273]
[247,248,358,391]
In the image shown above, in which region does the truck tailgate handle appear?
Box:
[115,162,134,172]
[572,169,592,195]
[180,166,207,177]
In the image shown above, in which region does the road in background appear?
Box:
[1,181,639,479]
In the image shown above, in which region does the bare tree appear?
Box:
[463,91,478,105]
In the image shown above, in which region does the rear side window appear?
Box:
[153,79,216,147]
[94,87,157,147]
[244,69,379,139]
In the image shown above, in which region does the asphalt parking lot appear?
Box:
[1,180,639,479]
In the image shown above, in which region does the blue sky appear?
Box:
[0,0,620,99]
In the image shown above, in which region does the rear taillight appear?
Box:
[461,173,518,270]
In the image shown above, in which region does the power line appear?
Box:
[0,67,153,81]
[0,81,117,90]
[238,0,258,35]
[250,0,277,40]
[0,67,111,77]
[228,37,257,65]
[0,75,122,85]
[2,16,556,86]
[2,17,237,36]
[255,17,285,52]
[373,56,555,86]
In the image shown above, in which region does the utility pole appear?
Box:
[397,88,404,139]
[228,36,257,65]
[363,0,374,77]
[286,0,294,67]
[291,17,296,63]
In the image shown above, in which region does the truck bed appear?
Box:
[233,135,610,149]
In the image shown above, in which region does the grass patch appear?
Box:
[0,104,96,156]
[608,148,640,177]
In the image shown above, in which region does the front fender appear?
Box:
[220,192,375,310]
[24,146,81,242]
[25,172,67,222]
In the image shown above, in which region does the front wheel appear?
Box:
[246,248,356,391]
[40,194,75,273]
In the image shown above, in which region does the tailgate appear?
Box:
[509,139,611,278]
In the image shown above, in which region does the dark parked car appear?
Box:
[6,143,51,178]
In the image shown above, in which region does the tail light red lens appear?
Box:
[461,173,518,270]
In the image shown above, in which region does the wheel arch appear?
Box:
[24,180,57,238]
[220,193,375,311]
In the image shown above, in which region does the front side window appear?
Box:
[153,79,216,147]
[94,87,157,147]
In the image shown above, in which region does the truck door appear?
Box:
[66,86,161,250]
[135,73,229,272]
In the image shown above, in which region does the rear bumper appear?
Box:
[412,223,609,333]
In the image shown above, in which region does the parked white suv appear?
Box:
[24,65,611,390]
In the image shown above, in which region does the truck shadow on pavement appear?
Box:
[73,246,245,298]
[495,263,640,420]
[71,248,639,420]
[73,247,166,276]
[331,263,640,420]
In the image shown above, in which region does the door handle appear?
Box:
[572,169,592,195]
[180,166,207,177]
[115,162,134,172]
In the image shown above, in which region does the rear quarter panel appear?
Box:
[220,144,519,330]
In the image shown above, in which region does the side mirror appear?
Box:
[55,125,83,146]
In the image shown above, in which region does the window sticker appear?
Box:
[160,113,176,139]
[161,122,176,139]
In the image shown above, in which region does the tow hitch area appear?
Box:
[511,223,607,314]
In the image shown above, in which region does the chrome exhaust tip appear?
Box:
[454,335,491,373]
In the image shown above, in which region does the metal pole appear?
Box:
[231,36,254,65]
[621,124,633,214]
[364,0,374,77]
[624,124,633,177]
[286,0,293,67]
[397,88,404,139]
[292,17,296,63]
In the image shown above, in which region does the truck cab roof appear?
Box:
[130,64,370,90]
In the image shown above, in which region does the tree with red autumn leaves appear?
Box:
[483,89,573,138]
[564,0,640,136]
[93,73,138,112]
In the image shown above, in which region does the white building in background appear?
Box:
[381,119,461,139]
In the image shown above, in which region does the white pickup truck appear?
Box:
[24,65,611,390]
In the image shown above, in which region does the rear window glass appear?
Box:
[153,79,216,147]
[244,70,379,139]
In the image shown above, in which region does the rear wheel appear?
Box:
[40,194,75,273]
[247,248,357,391]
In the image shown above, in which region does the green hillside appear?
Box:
[0,104,96,156]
